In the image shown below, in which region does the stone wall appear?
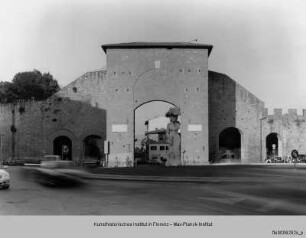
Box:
[104,48,210,166]
[1,68,268,165]
[0,101,44,161]
[261,108,306,159]
[0,70,107,163]
[3,46,298,166]
[208,71,265,163]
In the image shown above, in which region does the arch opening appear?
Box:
[53,136,72,160]
[266,133,279,158]
[218,127,241,163]
[83,135,103,165]
[134,100,181,166]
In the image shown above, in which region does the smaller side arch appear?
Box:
[45,129,79,160]
[265,132,282,158]
[80,129,105,165]
[79,129,105,142]
[218,127,243,163]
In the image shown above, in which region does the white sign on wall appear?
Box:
[155,60,160,69]
[188,124,202,132]
[112,124,128,132]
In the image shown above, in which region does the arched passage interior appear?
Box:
[134,100,181,166]
[219,127,241,161]
[83,135,103,161]
[53,136,72,160]
[266,133,279,157]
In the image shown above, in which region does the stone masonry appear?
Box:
[0,42,304,166]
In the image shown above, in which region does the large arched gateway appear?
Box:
[101,42,213,167]
[134,101,181,166]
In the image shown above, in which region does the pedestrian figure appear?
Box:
[165,107,181,166]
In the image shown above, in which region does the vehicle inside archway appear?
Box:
[265,133,280,163]
[218,127,241,163]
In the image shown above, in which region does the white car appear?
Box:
[0,165,10,189]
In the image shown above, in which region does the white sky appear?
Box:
[1,0,306,114]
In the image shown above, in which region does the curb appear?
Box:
[82,173,293,183]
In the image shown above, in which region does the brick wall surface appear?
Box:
[261,109,306,159]
[0,71,107,163]
[104,48,209,166]
[208,71,265,163]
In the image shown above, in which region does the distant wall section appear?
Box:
[261,108,306,159]
[209,71,265,163]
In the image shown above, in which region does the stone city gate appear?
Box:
[101,42,213,167]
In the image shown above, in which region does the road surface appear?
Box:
[1,165,306,215]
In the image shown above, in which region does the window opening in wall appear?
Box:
[19,107,25,114]
[150,146,157,150]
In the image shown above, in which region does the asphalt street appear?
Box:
[1,165,306,215]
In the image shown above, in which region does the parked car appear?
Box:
[298,154,306,163]
[265,156,284,163]
[42,155,61,161]
[0,165,10,189]
[218,152,239,163]
[23,155,61,166]
[149,156,166,165]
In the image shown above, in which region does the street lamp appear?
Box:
[260,116,268,163]
[0,134,3,163]
[144,120,149,162]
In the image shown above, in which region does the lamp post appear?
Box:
[144,120,149,162]
[260,116,268,163]
[0,134,3,163]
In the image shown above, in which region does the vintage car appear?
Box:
[218,151,239,163]
[0,165,10,189]
[298,154,306,163]
[265,156,285,163]
[23,155,61,166]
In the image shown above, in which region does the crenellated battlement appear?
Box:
[262,108,306,118]
[82,69,106,80]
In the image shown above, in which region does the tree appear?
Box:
[0,70,60,103]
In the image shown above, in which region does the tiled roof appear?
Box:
[101,42,213,56]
